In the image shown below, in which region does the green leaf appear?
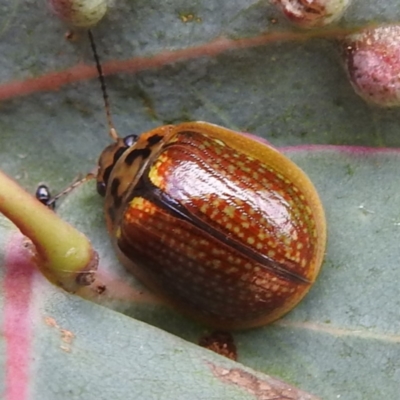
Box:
[1,1,400,399]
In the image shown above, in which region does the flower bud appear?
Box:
[49,0,107,28]
[341,25,400,107]
[273,0,351,29]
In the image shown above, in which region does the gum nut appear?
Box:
[342,25,400,107]
[49,0,107,28]
[273,0,351,29]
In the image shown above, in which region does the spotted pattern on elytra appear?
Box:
[147,131,317,280]
[118,197,303,322]
[97,122,326,329]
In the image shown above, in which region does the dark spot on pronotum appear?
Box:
[132,175,145,192]
[113,147,126,164]
[97,181,106,197]
[125,148,151,166]
[110,178,122,209]
[147,134,163,146]
[108,205,116,222]
[114,195,122,209]
[102,165,113,187]
[110,178,120,197]
[97,164,113,196]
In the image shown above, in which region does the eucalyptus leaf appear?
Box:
[1,1,400,399]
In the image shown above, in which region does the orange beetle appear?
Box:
[96,121,326,330]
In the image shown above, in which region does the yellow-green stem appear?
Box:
[0,169,98,292]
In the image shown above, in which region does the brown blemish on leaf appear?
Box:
[179,13,194,23]
[60,329,74,344]
[60,344,71,353]
[96,284,107,294]
[65,30,79,41]
[76,266,164,305]
[44,316,58,328]
[76,269,164,305]
[199,331,237,361]
[207,363,319,400]
[44,316,75,353]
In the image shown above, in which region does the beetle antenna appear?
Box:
[87,29,119,141]
[45,172,96,208]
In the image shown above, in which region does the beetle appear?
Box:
[96,121,326,330]
[38,27,326,330]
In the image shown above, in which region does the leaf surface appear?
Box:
[1,2,400,399]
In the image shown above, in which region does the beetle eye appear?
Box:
[97,181,107,197]
[124,134,138,147]
[35,184,56,209]
[36,184,51,203]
